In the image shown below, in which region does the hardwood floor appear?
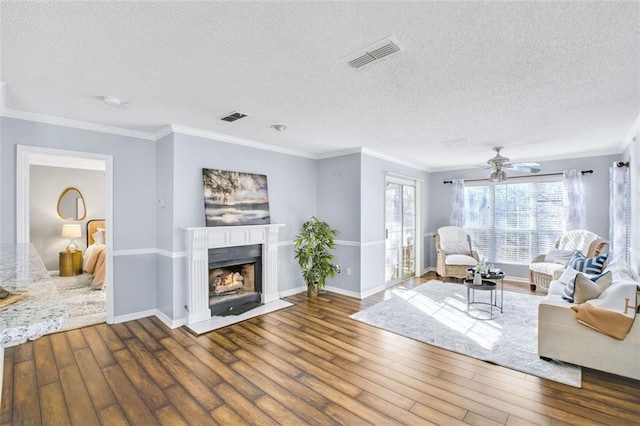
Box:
[2,275,640,425]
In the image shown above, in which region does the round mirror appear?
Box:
[57,187,86,220]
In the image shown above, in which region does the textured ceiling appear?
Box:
[1,1,639,171]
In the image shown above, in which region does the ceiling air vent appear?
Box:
[343,36,403,70]
[220,111,248,122]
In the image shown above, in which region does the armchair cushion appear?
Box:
[440,241,471,255]
[558,230,599,253]
[530,262,565,276]
[444,254,478,266]
[543,249,574,264]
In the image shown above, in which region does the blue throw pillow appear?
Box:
[568,251,608,275]
[561,271,608,303]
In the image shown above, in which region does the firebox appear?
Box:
[208,244,262,316]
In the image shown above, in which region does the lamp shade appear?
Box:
[61,224,82,239]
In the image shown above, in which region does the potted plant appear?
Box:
[294,216,340,296]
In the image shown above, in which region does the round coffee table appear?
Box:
[464,279,501,320]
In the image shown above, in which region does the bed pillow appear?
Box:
[544,249,575,264]
[568,251,608,275]
[92,230,105,244]
[440,241,470,255]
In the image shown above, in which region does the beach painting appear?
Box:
[202,168,271,226]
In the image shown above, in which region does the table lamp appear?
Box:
[61,224,82,252]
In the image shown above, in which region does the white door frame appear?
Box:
[16,145,114,324]
[384,174,422,286]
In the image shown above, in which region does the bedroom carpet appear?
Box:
[350,280,581,387]
[50,272,106,332]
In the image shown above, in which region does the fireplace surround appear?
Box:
[185,224,289,333]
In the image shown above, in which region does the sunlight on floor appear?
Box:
[391,286,503,350]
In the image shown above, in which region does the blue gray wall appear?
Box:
[426,153,622,278]
[1,117,158,317]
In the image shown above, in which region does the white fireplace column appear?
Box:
[185,224,284,326]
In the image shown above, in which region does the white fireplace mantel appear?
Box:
[185,224,287,332]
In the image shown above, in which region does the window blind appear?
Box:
[463,180,565,265]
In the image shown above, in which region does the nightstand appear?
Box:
[59,251,83,277]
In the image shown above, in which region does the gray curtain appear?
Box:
[609,163,630,264]
[449,179,465,226]
[563,170,585,230]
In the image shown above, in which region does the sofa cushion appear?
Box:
[544,249,575,264]
[569,251,608,275]
[558,267,580,285]
[444,254,477,266]
[562,271,611,303]
[574,271,613,304]
[548,280,566,295]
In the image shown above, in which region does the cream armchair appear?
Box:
[435,226,479,281]
[529,230,608,291]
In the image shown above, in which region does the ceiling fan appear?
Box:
[486,146,541,182]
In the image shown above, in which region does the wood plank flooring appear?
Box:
[2,276,640,425]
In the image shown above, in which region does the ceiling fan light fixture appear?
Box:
[490,170,507,182]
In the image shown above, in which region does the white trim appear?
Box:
[186,299,293,334]
[507,276,530,284]
[334,239,361,247]
[170,124,315,159]
[359,284,387,299]
[423,266,437,274]
[112,248,157,257]
[385,171,424,183]
[280,286,306,297]
[622,112,640,149]
[1,108,156,140]
[154,124,174,141]
[316,147,363,159]
[113,308,157,324]
[157,249,186,258]
[324,286,363,299]
[362,240,385,247]
[154,310,187,329]
[362,147,426,171]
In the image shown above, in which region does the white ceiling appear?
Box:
[1,1,639,171]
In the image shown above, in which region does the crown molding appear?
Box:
[0,108,157,140]
[315,147,363,159]
[169,124,316,159]
[360,147,428,171]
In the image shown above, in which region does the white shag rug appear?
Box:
[50,272,106,332]
[350,280,581,387]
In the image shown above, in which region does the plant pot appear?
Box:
[307,283,319,297]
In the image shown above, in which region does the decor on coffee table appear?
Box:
[351,281,581,387]
[202,168,270,226]
[294,217,339,297]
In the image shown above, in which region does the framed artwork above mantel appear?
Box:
[202,168,271,227]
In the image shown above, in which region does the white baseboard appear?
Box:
[280,286,306,298]
[359,284,387,299]
[112,308,157,324]
[155,310,187,329]
[324,285,363,299]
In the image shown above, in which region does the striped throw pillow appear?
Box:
[569,251,608,275]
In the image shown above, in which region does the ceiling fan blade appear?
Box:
[505,163,541,173]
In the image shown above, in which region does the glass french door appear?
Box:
[385,178,416,283]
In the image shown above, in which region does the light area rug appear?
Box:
[350,280,581,387]
[50,272,106,332]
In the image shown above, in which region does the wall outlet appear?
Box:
[346,267,352,276]
[336,265,341,274]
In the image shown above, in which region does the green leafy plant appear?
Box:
[293,216,339,296]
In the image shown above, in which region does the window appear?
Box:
[463,180,565,265]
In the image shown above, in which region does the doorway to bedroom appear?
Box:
[16,145,114,330]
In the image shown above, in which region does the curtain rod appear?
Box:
[617,161,630,167]
[443,170,593,184]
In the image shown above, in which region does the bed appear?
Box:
[83,219,106,289]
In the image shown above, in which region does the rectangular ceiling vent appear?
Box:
[343,36,403,70]
[219,111,248,122]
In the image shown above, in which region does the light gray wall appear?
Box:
[317,154,361,293]
[426,153,622,278]
[155,133,175,318]
[30,165,105,270]
[157,132,318,321]
[1,117,158,316]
